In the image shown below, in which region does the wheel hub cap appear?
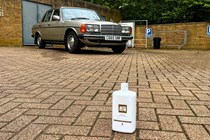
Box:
[68,36,74,50]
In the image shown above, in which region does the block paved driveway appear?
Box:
[0,47,209,140]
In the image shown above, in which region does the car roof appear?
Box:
[53,6,94,11]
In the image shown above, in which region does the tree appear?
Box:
[84,0,210,24]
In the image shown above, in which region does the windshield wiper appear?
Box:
[71,17,89,20]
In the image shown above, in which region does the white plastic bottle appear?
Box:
[112,83,136,133]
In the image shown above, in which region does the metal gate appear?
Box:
[22,0,51,45]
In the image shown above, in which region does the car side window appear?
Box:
[42,10,53,22]
[53,9,60,16]
[52,9,60,21]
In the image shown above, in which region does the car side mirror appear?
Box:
[52,15,60,21]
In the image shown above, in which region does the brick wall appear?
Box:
[0,0,22,46]
[135,22,210,49]
[0,0,121,47]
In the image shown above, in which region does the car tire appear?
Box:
[65,31,81,53]
[36,34,46,49]
[112,45,126,54]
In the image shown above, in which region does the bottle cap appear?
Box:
[121,83,128,91]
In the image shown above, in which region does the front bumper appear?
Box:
[78,34,133,47]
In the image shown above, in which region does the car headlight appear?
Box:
[80,24,100,33]
[122,26,132,35]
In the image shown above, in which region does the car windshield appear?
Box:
[62,8,101,21]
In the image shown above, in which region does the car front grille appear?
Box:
[101,25,122,35]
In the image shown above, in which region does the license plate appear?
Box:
[105,35,122,41]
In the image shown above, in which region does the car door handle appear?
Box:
[48,24,51,26]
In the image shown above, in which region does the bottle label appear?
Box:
[119,104,127,113]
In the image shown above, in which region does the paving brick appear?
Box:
[24,84,41,91]
[150,83,163,90]
[0,108,28,122]
[159,115,182,132]
[10,124,47,140]
[7,94,35,98]
[82,89,98,96]
[72,86,89,93]
[29,87,47,95]
[162,86,177,92]
[198,85,210,90]
[0,122,7,128]
[25,109,63,116]
[183,124,210,140]
[179,116,210,124]
[171,100,190,109]
[45,125,90,136]
[41,95,63,104]
[36,134,61,140]
[152,91,180,96]
[19,103,52,109]
[137,91,152,98]
[86,106,112,112]
[137,97,153,103]
[1,115,37,132]
[12,98,43,103]
[75,111,99,126]
[0,97,15,106]
[93,94,109,101]
[139,108,157,121]
[3,89,29,94]
[34,116,75,125]
[73,100,105,106]
[91,119,112,137]
[65,83,80,89]
[190,105,210,117]
[157,109,194,116]
[0,102,21,114]
[113,132,136,140]
[99,112,112,119]
[64,95,92,100]
[63,136,110,140]
[0,132,14,140]
[168,95,198,100]
[50,99,73,110]
[194,93,210,101]
[105,96,112,105]
[137,121,159,130]
[153,95,169,103]
[139,130,187,140]
[187,100,210,106]
[35,91,56,99]
[182,82,197,88]
[177,89,194,97]
[139,102,172,108]
[61,105,85,117]
[50,88,73,93]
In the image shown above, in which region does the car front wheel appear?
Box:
[112,45,126,54]
[65,31,81,53]
[36,34,46,49]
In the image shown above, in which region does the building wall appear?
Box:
[0,0,121,46]
[0,0,22,46]
[135,22,210,49]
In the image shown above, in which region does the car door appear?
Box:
[38,9,53,40]
[47,9,62,41]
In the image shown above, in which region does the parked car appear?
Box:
[32,7,133,53]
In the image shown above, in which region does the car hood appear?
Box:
[64,20,120,26]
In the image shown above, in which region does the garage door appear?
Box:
[22,0,51,45]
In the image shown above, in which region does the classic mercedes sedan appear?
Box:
[32,7,133,53]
